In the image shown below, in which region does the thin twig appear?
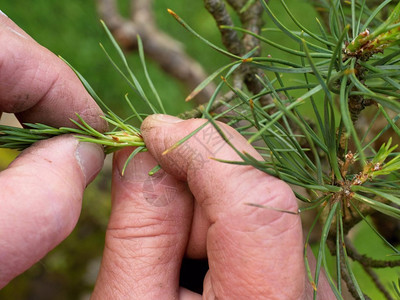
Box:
[346,237,400,268]
[177,90,237,119]
[362,265,394,300]
[225,0,263,54]
[205,0,271,104]
[204,0,244,56]
[345,237,394,300]
[327,239,372,300]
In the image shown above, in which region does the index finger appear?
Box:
[141,114,305,299]
[0,12,106,130]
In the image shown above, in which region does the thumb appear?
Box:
[92,149,194,299]
[0,135,104,287]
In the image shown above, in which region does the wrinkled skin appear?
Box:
[0,12,334,299]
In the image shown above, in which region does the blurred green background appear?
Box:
[1,1,399,299]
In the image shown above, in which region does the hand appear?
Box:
[92,115,335,299]
[0,13,106,287]
[0,12,334,299]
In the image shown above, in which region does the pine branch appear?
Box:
[0,115,144,154]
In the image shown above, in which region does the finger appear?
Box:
[92,149,194,299]
[0,10,34,40]
[179,287,202,300]
[141,114,305,299]
[0,13,106,131]
[0,135,104,288]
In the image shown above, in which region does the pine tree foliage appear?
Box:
[1,1,400,298]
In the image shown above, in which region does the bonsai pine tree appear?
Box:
[1,0,400,298]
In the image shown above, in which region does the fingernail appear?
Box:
[0,10,7,17]
[150,114,183,124]
[7,27,27,39]
[75,142,105,185]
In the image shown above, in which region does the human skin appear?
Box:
[0,11,106,288]
[92,114,335,300]
[0,11,334,299]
